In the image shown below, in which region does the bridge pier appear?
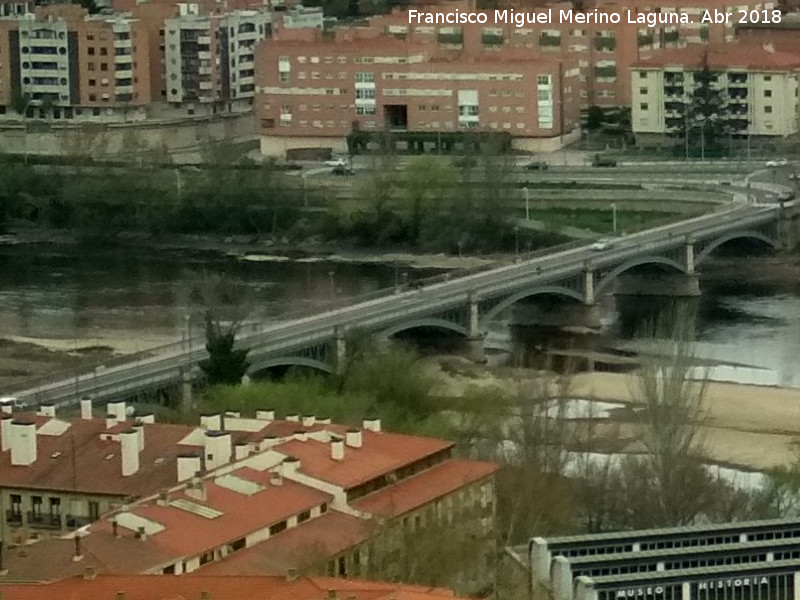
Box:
[612,272,700,297]
[778,203,800,251]
[466,292,486,363]
[333,326,347,374]
[180,368,193,411]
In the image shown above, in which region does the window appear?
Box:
[31,496,43,517]
[321,503,328,513]
[640,103,648,110]
[88,47,95,55]
[100,63,108,72]
[49,497,61,516]
[764,90,772,98]
[88,501,100,520]
[765,106,773,113]
[639,71,647,79]
[269,520,287,535]
[298,510,311,523]
[639,87,647,95]
[338,556,346,576]
[100,47,107,56]
[764,76,772,82]
[355,72,375,83]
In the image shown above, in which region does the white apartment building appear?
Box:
[16,14,75,107]
[165,3,270,112]
[632,43,800,145]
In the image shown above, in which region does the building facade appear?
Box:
[256,27,582,157]
[164,4,271,113]
[630,43,800,146]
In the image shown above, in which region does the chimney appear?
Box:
[157,490,170,506]
[138,413,155,424]
[80,397,93,420]
[107,401,127,422]
[286,567,298,582]
[363,417,381,432]
[286,413,300,422]
[106,414,118,429]
[234,442,249,460]
[177,454,202,482]
[38,402,56,419]
[259,435,279,451]
[1,415,12,452]
[73,534,83,562]
[83,566,97,580]
[302,415,315,427]
[281,457,299,477]
[186,476,206,501]
[0,397,14,414]
[135,526,147,541]
[112,519,119,538]
[270,471,283,486]
[327,591,338,600]
[10,420,37,466]
[331,437,344,461]
[120,429,140,477]
[117,593,127,600]
[203,431,232,470]
[255,409,275,421]
[345,429,362,449]
[294,430,308,442]
[133,423,145,452]
[199,413,222,431]
[317,416,331,425]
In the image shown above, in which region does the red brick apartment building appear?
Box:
[0,403,498,592]
[0,573,474,600]
[256,25,582,156]
[737,12,800,56]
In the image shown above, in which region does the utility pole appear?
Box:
[611,202,617,233]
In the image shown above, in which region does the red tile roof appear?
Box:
[0,417,195,496]
[199,510,370,575]
[353,459,499,517]
[631,43,800,71]
[0,574,466,600]
[274,430,453,489]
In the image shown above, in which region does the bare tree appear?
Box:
[629,304,712,526]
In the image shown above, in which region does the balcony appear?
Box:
[27,511,62,529]
[65,514,93,529]
[198,35,211,45]
[113,39,132,49]
[6,510,22,525]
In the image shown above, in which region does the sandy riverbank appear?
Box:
[431,360,800,471]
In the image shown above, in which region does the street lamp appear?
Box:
[328,270,336,296]
[513,226,519,260]
[524,186,530,221]
[302,172,308,207]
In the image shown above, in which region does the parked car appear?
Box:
[766,158,789,167]
[325,157,347,167]
[523,160,549,171]
[591,238,616,251]
[332,165,355,176]
[592,154,617,168]
[789,173,800,181]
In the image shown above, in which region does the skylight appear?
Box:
[169,498,223,519]
[215,474,265,496]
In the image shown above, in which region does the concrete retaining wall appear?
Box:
[0,112,257,158]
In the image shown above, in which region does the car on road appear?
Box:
[591,238,616,251]
[591,154,617,168]
[789,173,800,181]
[766,158,789,167]
[523,160,549,171]
[332,165,355,176]
[325,157,347,167]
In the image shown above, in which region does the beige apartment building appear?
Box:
[631,43,800,145]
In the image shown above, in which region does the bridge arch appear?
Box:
[379,318,468,339]
[479,285,585,328]
[594,256,687,296]
[695,231,779,266]
[247,356,334,376]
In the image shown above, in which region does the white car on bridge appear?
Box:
[591,238,616,251]
[766,158,789,167]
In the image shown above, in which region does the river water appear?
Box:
[1,244,799,389]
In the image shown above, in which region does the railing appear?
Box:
[5,510,22,525]
[26,511,62,529]
[65,514,93,529]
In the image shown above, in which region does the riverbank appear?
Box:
[432,358,800,472]
[2,228,501,271]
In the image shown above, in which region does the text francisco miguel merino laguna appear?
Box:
[410,8,720,26]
